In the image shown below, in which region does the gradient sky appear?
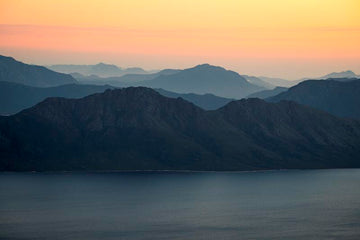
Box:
[0,0,359,79]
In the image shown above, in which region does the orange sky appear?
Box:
[0,0,359,79]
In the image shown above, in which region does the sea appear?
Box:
[1,169,360,240]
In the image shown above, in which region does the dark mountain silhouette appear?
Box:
[0,82,113,115]
[133,64,264,99]
[155,88,233,110]
[48,63,148,77]
[268,79,360,119]
[247,87,288,99]
[0,55,77,87]
[1,87,359,171]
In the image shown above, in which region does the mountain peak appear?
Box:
[93,62,121,69]
[139,64,263,99]
[192,63,225,71]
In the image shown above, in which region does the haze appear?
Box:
[0,0,359,79]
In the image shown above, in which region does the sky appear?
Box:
[0,0,359,79]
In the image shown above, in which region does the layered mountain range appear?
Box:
[1,55,359,119]
[129,64,264,99]
[74,64,265,99]
[0,82,233,115]
[1,87,359,171]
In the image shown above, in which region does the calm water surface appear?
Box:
[1,169,360,240]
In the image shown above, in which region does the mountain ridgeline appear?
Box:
[268,79,360,119]
[0,55,77,87]
[1,87,359,171]
[0,82,234,115]
[74,64,264,99]
[135,64,264,99]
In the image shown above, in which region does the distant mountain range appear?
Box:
[74,69,181,84]
[48,63,150,77]
[131,64,264,99]
[0,55,77,87]
[268,79,360,119]
[73,64,265,99]
[73,66,281,92]
[250,70,360,88]
[0,56,264,100]
[247,87,288,99]
[1,54,359,120]
[0,82,233,115]
[1,87,360,171]
[318,70,359,79]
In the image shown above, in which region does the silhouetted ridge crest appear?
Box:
[1,86,360,171]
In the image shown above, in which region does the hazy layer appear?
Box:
[1,0,359,79]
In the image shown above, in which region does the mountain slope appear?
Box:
[0,55,77,87]
[135,64,264,99]
[268,79,360,119]
[247,87,288,99]
[1,87,359,171]
[0,82,113,115]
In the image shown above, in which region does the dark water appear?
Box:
[1,170,360,240]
